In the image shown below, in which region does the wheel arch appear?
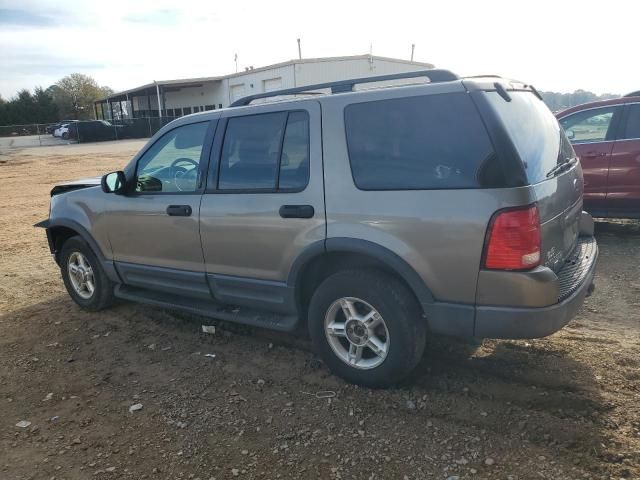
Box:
[41,219,105,263]
[39,218,120,283]
[288,238,435,319]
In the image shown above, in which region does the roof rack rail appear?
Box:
[230,69,459,107]
[624,90,640,98]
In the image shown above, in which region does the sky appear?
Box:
[1,0,638,99]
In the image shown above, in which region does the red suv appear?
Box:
[557,94,640,219]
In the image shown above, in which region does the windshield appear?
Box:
[485,91,573,184]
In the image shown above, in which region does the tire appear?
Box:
[60,236,114,311]
[62,132,69,139]
[308,270,426,388]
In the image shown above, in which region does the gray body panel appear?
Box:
[105,193,205,271]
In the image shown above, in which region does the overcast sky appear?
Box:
[1,0,638,98]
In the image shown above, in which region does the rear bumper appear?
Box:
[474,235,598,339]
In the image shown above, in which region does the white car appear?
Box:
[54,124,70,139]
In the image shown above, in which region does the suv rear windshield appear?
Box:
[485,91,573,184]
[344,93,500,190]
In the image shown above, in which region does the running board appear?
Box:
[114,284,298,332]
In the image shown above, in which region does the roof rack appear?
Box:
[230,69,459,107]
[624,90,640,98]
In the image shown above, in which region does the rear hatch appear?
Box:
[482,89,582,272]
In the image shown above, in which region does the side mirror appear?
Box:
[566,129,575,140]
[101,171,126,194]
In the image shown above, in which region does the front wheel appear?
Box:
[60,236,114,311]
[308,270,426,388]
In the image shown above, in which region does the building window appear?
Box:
[219,104,222,109]
[183,107,192,115]
[193,106,200,113]
[205,105,215,111]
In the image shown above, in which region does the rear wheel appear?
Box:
[60,236,114,311]
[308,270,426,388]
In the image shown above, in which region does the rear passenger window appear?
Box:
[218,111,310,191]
[622,104,640,140]
[344,93,496,190]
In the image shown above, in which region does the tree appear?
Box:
[53,73,112,120]
[34,87,58,123]
[541,90,619,112]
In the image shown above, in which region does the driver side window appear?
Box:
[136,122,209,193]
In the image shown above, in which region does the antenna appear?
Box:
[411,44,415,62]
[234,53,238,73]
[297,38,302,60]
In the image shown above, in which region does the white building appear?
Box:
[95,54,434,120]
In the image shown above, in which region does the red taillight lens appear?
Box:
[483,205,541,270]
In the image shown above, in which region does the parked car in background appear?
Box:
[37,71,598,387]
[557,92,640,219]
[54,123,71,139]
[48,120,78,135]
[66,120,127,142]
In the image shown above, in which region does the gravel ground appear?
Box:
[1,143,639,480]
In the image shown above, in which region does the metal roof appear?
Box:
[96,54,435,102]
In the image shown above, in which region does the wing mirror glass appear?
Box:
[101,171,126,194]
[566,129,575,140]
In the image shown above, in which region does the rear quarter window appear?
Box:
[344,93,499,190]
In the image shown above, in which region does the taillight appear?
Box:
[483,205,541,270]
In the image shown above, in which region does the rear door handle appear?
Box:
[166,205,192,216]
[279,204,314,219]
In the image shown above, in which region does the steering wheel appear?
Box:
[170,157,199,191]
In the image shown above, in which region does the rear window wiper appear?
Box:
[546,157,577,178]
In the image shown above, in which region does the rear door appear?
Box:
[199,101,324,312]
[559,105,623,217]
[607,102,640,217]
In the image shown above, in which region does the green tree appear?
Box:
[53,73,112,120]
[542,90,619,112]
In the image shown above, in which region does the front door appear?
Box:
[607,103,640,217]
[105,120,216,298]
[560,105,622,217]
[199,101,324,312]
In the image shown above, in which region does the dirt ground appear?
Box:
[1,142,639,480]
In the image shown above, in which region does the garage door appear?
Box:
[263,77,282,92]
[230,84,246,102]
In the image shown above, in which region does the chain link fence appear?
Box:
[0,116,181,152]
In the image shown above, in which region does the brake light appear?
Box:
[483,205,541,270]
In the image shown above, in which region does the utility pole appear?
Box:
[297,38,302,60]
[411,43,415,62]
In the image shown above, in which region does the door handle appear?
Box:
[166,205,192,216]
[279,205,314,219]
[583,151,607,158]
